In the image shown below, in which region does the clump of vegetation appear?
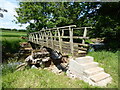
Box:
[2,68,96,88]
[2,51,118,88]
[1,30,27,62]
[88,51,118,88]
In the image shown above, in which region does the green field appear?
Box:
[1,30,118,88]
[0,30,27,41]
[1,30,27,61]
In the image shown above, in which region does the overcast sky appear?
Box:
[0,0,28,29]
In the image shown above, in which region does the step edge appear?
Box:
[90,72,110,82]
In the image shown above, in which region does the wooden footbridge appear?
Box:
[28,25,92,57]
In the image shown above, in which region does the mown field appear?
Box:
[0,30,27,41]
[1,30,118,88]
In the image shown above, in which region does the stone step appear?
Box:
[95,77,112,86]
[75,56,94,64]
[69,59,98,71]
[80,62,99,70]
[84,67,104,77]
[90,72,110,83]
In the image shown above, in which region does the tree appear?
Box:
[0,7,8,18]
[15,2,120,49]
[90,2,120,49]
[15,2,95,30]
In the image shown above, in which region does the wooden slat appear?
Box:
[74,46,87,51]
[78,44,89,47]
[62,36,89,39]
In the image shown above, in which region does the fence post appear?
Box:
[35,33,38,44]
[45,31,48,47]
[82,27,87,44]
[57,28,62,53]
[49,30,54,49]
[69,27,74,56]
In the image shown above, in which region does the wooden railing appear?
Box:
[28,25,92,57]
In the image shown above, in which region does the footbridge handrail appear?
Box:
[28,25,92,57]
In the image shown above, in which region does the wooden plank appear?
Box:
[61,36,89,39]
[54,44,60,47]
[53,41,59,44]
[74,46,87,51]
[62,50,71,53]
[62,41,70,44]
[78,44,89,47]
[47,36,89,39]
[39,25,76,32]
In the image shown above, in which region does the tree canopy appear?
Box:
[15,2,120,49]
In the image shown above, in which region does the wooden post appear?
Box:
[49,30,54,49]
[44,31,48,47]
[82,27,87,44]
[38,32,41,44]
[43,31,45,46]
[36,33,38,44]
[58,28,62,53]
[33,34,35,42]
[40,32,43,46]
[54,30,57,41]
[69,27,74,56]
[62,29,64,36]
[31,34,33,42]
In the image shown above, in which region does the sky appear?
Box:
[0,0,29,29]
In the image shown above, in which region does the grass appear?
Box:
[2,68,97,88]
[0,30,27,41]
[2,51,118,88]
[1,30,27,61]
[1,30,118,88]
[88,51,118,88]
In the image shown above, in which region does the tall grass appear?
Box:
[2,68,97,88]
[1,30,118,88]
[88,51,118,88]
[2,51,118,88]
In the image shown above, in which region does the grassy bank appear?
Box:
[1,30,118,88]
[1,30,27,62]
[2,51,118,88]
[88,51,118,88]
[2,69,96,88]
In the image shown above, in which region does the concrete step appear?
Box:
[84,67,104,77]
[95,77,112,86]
[69,59,98,71]
[90,72,110,83]
[80,62,99,70]
[75,56,94,64]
